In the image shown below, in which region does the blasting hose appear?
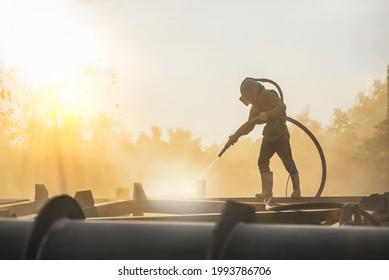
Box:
[218,78,326,202]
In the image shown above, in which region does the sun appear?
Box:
[33,68,109,122]
[23,32,105,88]
[57,87,83,109]
[0,2,112,119]
[1,1,107,87]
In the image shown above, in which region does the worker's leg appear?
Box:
[276,134,301,197]
[290,173,301,198]
[256,172,273,200]
[256,139,276,200]
[258,138,276,173]
[275,134,298,174]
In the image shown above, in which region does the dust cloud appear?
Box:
[1,62,388,199]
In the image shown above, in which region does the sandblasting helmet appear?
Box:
[239,78,264,106]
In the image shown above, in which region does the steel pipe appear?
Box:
[222,223,389,259]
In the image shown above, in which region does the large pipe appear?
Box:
[2,216,389,260]
[24,195,214,260]
[37,220,213,260]
[2,195,389,260]
[222,223,389,259]
[0,220,33,260]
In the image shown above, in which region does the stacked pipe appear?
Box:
[1,197,389,260]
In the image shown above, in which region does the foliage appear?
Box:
[0,60,388,199]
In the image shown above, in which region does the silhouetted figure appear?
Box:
[229,78,300,200]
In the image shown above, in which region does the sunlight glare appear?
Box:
[1,1,107,87]
[58,87,83,109]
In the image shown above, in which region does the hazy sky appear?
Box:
[1,0,388,146]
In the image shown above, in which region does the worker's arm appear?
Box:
[265,90,287,120]
[228,91,286,145]
[228,122,255,143]
[219,114,263,157]
[228,109,260,145]
[219,107,265,157]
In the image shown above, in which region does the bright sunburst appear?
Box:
[0,1,116,122]
[1,1,108,112]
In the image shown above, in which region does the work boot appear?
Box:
[256,172,273,200]
[291,172,301,198]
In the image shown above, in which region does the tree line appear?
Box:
[1,62,388,199]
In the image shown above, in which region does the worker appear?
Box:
[229,78,301,200]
